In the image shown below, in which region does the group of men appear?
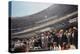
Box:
[11,26,78,52]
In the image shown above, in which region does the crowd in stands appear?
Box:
[11,26,78,52]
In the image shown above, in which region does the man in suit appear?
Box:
[72,27,78,49]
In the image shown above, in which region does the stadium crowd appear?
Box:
[11,26,78,52]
